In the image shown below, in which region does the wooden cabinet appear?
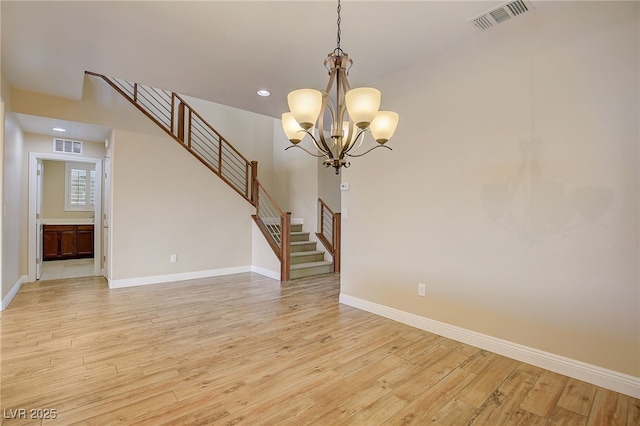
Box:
[43,225,94,260]
[75,225,95,257]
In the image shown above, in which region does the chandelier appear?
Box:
[281,0,399,174]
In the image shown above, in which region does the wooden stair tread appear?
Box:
[291,250,324,257]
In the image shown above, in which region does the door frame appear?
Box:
[35,159,44,280]
[28,152,103,282]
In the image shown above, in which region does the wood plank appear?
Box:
[587,388,628,426]
[431,397,476,425]
[1,272,637,424]
[456,354,520,408]
[557,378,598,417]
[520,369,569,417]
[548,406,588,425]
[467,368,538,424]
[385,367,477,425]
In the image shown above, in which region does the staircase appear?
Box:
[86,71,338,281]
[290,223,333,279]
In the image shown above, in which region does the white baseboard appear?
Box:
[250,265,280,281]
[1,275,27,311]
[339,293,640,399]
[108,265,282,289]
[108,266,253,289]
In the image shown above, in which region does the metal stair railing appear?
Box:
[317,198,341,273]
[252,179,291,281]
[86,71,256,204]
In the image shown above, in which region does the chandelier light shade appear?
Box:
[287,89,323,130]
[370,111,400,144]
[345,87,381,129]
[281,112,305,144]
[282,0,399,173]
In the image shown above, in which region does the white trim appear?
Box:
[109,266,261,289]
[1,275,27,311]
[250,265,280,281]
[28,153,103,282]
[339,293,640,398]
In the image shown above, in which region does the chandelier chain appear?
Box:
[336,0,342,52]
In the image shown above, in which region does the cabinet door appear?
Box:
[43,228,60,260]
[59,226,77,257]
[76,225,94,257]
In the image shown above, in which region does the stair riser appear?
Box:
[290,233,311,242]
[290,265,333,280]
[291,254,325,265]
[290,243,317,253]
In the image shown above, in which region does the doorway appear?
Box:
[28,153,103,282]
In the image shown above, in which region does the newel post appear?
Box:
[280,212,291,282]
[177,101,185,143]
[333,212,341,273]
[250,161,258,205]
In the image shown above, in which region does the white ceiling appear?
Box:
[2,0,538,137]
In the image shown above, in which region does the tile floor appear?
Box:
[40,258,95,281]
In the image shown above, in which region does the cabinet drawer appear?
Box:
[44,225,75,232]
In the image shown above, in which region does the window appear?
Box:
[65,162,96,211]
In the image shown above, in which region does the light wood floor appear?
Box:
[1,273,638,425]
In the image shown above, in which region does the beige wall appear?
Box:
[181,95,276,191]
[2,111,25,300]
[317,159,341,213]
[9,74,266,284]
[340,2,639,377]
[109,127,254,280]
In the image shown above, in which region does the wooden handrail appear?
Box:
[87,71,293,281]
[317,198,341,273]
[86,71,255,205]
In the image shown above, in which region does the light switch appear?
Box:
[340,182,350,191]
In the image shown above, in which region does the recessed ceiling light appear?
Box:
[52,127,67,132]
[257,89,270,97]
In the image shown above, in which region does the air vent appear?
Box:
[469,0,534,30]
[53,138,83,155]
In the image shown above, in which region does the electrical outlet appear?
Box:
[170,254,177,263]
[418,283,426,297]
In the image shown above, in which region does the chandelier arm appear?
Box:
[338,65,352,92]
[284,144,326,158]
[341,128,365,157]
[317,70,339,159]
[316,120,334,159]
[345,144,392,158]
[325,95,336,125]
[308,131,331,156]
[340,122,356,157]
